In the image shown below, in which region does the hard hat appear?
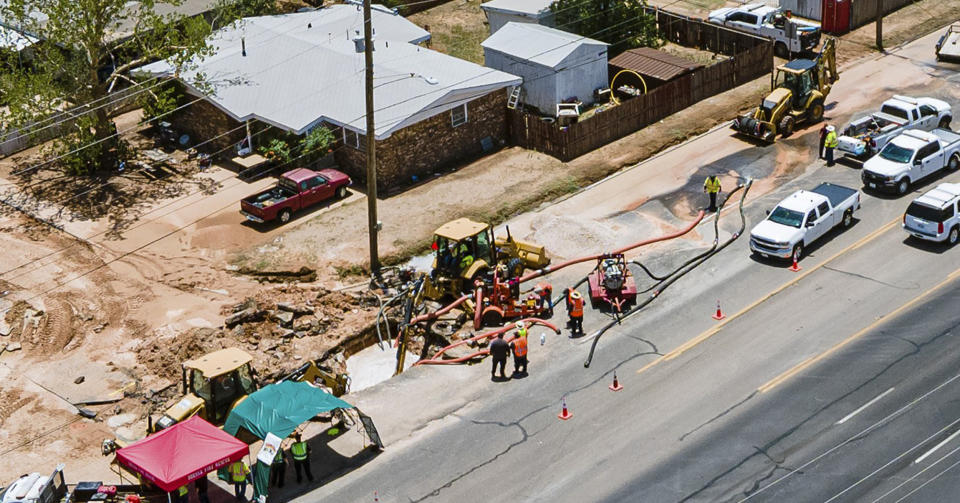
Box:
[571,291,582,299]
[516,321,525,329]
[826,125,835,132]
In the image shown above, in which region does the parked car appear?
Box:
[240,167,351,224]
[707,4,820,58]
[903,183,960,244]
[837,95,952,160]
[750,182,861,261]
[861,128,960,195]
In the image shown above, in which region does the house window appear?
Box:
[451,104,468,127]
[343,128,360,149]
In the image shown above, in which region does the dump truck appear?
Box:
[421,218,550,301]
[732,37,837,142]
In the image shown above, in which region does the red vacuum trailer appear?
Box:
[587,254,637,313]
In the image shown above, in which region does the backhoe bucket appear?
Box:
[502,238,550,269]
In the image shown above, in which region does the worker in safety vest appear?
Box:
[291,432,314,484]
[175,485,188,503]
[271,445,287,488]
[824,124,839,166]
[228,459,250,502]
[510,321,529,375]
[195,475,210,503]
[568,290,584,336]
[457,240,474,272]
[703,175,722,213]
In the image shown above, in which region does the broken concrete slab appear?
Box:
[225,308,266,328]
[270,310,294,326]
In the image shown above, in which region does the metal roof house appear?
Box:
[139,5,522,193]
[479,0,556,34]
[481,22,607,116]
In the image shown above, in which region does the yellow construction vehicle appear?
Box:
[732,37,838,142]
[422,218,550,301]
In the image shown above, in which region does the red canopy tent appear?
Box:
[115,416,248,493]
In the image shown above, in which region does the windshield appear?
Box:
[880,104,909,121]
[907,202,953,222]
[768,207,804,228]
[878,143,914,163]
[775,71,798,90]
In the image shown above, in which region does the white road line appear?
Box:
[740,372,960,502]
[837,388,896,425]
[824,416,960,503]
[915,429,960,465]
[872,443,960,503]
[892,455,960,503]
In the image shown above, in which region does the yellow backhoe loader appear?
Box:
[732,37,838,142]
[421,218,549,301]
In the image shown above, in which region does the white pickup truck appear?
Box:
[708,4,820,58]
[837,95,952,160]
[750,182,861,261]
[861,128,960,195]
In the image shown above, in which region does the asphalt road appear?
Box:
[291,27,960,503]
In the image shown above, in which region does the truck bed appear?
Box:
[931,127,960,145]
[938,26,960,60]
[811,182,858,208]
[243,186,296,208]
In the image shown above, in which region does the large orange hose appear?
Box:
[394,293,472,348]
[414,318,559,366]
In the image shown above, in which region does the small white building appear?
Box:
[481,23,608,116]
[480,0,555,34]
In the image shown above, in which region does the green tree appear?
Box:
[259,137,292,164]
[0,0,214,175]
[137,80,185,123]
[549,0,662,53]
[298,126,334,162]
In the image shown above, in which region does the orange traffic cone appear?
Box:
[712,300,725,320]
[609,372,623,391]
[374,491,379,502]
[558,397,573,420]
[789,255,802,272]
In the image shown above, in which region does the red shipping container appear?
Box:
[822,0,851,34]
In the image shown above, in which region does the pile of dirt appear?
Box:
[135,285,382,382]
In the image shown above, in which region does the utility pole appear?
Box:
[363,0,380,275]
[875,0,884,51]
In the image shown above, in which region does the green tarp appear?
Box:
[224,380,354,441]
[222,380,354,501]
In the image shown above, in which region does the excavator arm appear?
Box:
[817,37,839,95]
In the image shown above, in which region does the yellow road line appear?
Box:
[758,266,960,393]
[637,216,900,375]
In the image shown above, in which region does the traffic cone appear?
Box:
[609,372,623,391]
[374,491,379,502]
[558,397,573,420]
[789,255,802,272]
[712,300,725,320]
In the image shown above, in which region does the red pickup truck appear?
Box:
[240,168,351,224]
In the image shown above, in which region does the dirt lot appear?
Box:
[0,0,954,485]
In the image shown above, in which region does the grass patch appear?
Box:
[431,24,486,64]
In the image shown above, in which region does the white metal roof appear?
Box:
[481,22,607,69]
[139,6,520,139]
[480,0,553,17]
[0,23,37,51]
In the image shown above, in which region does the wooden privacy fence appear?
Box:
[849,0,915,31]
[508,9,773,162]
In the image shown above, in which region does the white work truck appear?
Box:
[837,95,952,159]
[750,182,861,261]
[708,4,820,58]
[861,128,960,195]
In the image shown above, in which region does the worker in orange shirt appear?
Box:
[510,322,529,375]
[568,290,584,336]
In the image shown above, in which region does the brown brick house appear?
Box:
[139,5,520,195]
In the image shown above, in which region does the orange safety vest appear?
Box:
[570,297,583,317]
[513,336,528,357]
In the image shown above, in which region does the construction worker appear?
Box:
[824,124,839,166]
[568,290,584,336]
[510,322,529,375]
[703,175,722,213]
[175,485,188,503]
[195,475,210,503]
[458,239,474,272]
[489,332,510,380]
[291,432,314,484]
[271,445,287,488]
[818,124,828,159]
[228,459,250,502]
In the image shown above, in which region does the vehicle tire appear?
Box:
[842,209,853,228]
[940,116,952,129]
[809,100,825,123]
[897,178,910,195]
[779,116,795,138]
[279,209,292,224]
[792,243,803,262]
[774,42,789,59]
[506,257,523,278]
[336,186,348,199]
[949,226,960,245]
[949,154,960,171]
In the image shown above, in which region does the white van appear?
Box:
[903,183,960,244]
